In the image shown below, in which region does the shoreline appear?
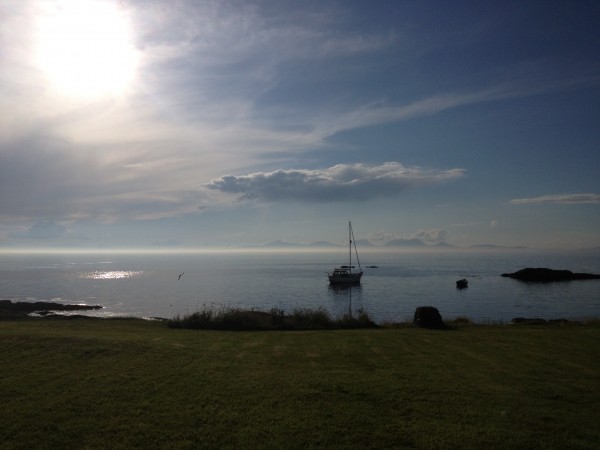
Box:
[2,300,598,328]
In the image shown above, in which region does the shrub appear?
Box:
[288,307,333,330]
[169,309,215,329]
[339,308,378,329]
[452,316,472,325]
[167,306,379,331]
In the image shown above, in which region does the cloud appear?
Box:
[205,162,465,202]
[451,221,483,227]
[9,219,67,239]
[367,228,448,243]
[509,194,600,205]
[367,230,399,244]
[409,229,448,242]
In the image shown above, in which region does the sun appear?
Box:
[34,0,139,99]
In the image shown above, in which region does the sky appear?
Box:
[1,0,599,250]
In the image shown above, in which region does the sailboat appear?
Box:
[328,221,363,285]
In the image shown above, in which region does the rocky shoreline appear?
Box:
[0,300,102,319]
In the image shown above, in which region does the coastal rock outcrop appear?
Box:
[501,268,600,282]
[0,300,102,319]
[413,306,447,329]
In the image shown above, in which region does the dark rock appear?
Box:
[501,268,600,282]
[413,306,447,329]
[456,278,468,289]
[43,314,100,320]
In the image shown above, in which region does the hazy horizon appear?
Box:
[2,242,599,255]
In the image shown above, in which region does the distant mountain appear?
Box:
[384,238,427,247]
[307,241,340,248]
[249,239,532,250]
[260,240,340,249]
[354,239,375,247]
[434,241,458,248]
[261,240,303,248]
[469,244,528,250]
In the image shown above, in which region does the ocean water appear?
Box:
[1,250,599,323]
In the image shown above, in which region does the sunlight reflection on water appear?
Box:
[81,270,143,280]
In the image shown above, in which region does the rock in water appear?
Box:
[413,306,447,329]
[456,278,468,289]
[501,268,600,282]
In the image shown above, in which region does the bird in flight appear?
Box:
[178,273,184,280]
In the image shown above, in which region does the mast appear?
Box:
[348,221,362,273]
[349,221,361,273]
[348,221,352,274]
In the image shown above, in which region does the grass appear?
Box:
[1,319,599,449]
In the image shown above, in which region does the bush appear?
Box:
[288,308,333,330]
[167,306,378,331]
[452,316,472,325]
[339,308,378,329]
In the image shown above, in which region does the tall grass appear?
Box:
[167,306,378,330]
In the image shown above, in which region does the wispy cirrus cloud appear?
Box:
[510,194,600,205]
[303,72,600,144]
[205,162,465,202]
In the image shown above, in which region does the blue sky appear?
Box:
[1,0,599,250]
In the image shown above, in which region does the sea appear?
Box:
[1,250,599,323]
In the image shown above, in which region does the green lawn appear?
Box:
[1,320,599,449]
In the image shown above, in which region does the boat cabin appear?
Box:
[331,268,351,277]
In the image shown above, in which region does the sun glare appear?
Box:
[34,0,139,99]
